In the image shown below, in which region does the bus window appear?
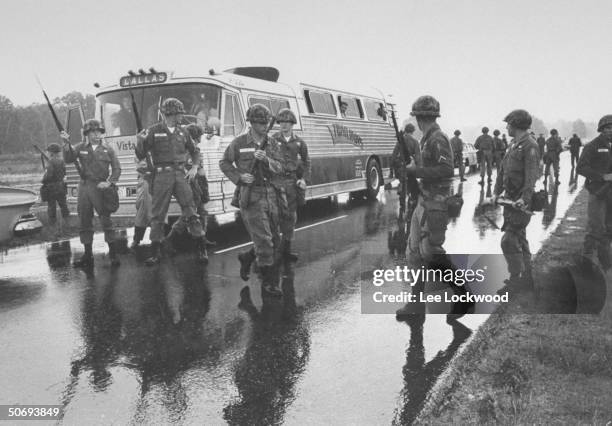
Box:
[337,96,363,119]
[364,100,386,121]
[223,93,245,136]
[304,90,336,116]
[247,96,290,116]
[96,83,222,136]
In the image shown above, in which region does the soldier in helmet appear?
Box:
[60,119,122,267]
[544,128,563,185]
[449,129,466,181]
[392,121,423,212]
[493,109,539,288]
[269,108,311,262]
[135,98,204,265]
[42,143,70,227]
[576,114,612,268]
[220,104,285,296]
[474,126,494,184]
[492,129,506,173]
[568,133,583,168]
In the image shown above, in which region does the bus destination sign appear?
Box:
[119,72,167,88]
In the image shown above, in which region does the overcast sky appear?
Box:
[1,0,609,131]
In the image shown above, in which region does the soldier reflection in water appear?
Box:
[394,315,472,424]
[224,270,310,426]
[61,254,212,420]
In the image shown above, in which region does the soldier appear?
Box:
[536,133,546,161]
[219,104,285,296]
[576,115,612,268]
[41,143,70,226]
[492,129,506,173]
[493,109,539,287]
[130,159,152,250]
[474,126,494,184]
[449,130,466,181]
[544,128,563,185]
[271,108,310,262]
[135,98,204,266]
[392,122,423,212]
[61,120,121,267]
[185,123,212,261]
[568,133,583,168]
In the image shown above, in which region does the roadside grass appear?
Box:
[418,189,612,425]
[0,153,43,185]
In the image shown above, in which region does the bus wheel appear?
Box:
[365,159,381,200]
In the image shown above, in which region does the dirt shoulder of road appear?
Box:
[417,188,612,425]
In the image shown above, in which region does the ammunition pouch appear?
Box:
[101,184,119,214]
[230,186,241,208]
[445,194,464,218]
[530,190,547,211]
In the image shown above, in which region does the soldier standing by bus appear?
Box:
[272,108,310,263]
[220,104,285,296]
[576,115,612,268]
[135,98,203,266]
[544,128,563,185]
[130,159,152,250]
[392,122,423,212]
[475,127,494,185]
[449,129,466,181]
[493,110,539,287]
[61,120,121,267]
[41,143,70,226]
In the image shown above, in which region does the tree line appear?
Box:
[0,92,95,155]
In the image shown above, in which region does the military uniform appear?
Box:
[493,135,507,173]
[42,148,69,224]
[544,135,563,182]
[64,140,121,245]
[220,130,284,268]
[568,135,582,168]
[135,122,201,244]
[536,135,546,159]
[407,123,454,261]
[494,133,539,279]
[272,131,310,254]
[449,135,465,180]
[131,161,152,248]
[392,131,422,210]
[576,133,612,263]
[475,133,494,181]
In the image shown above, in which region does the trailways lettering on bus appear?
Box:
[326,124,364,149]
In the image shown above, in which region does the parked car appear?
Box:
[462,143,479,172]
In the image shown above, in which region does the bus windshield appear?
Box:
[96,83,222,136]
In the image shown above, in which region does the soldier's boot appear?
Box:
[130,226,146,251]
[238,248,256,281]
[73,243,94,268]
[282,240,298,263]
[197,238,208,264]
[145,241,162,266]
[261,265,283,297]
[108,241,121,267]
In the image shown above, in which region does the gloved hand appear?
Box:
[97,181,111,189]
[297,179,307,190]
[186,166,198,182]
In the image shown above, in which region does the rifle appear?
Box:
[36,76,84,179]
[33,144,49,168]
[389,109,420,202]
[230,117,277,208]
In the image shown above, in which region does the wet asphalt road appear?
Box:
[0,153,581,425]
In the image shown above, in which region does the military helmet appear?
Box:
[82,119,105,135]
[550,128,558,135]
[481,127,489,134]
[161,98,186,116]
[47,143,61,153]
[410,95,440,118]
[597,114,612,132]
[404,123,416,133]
[493,129,500,136]
[503,109,532,130]
[186,123,204,140]
[246,103,271,124]
[276,108,297,124]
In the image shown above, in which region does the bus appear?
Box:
[65,66,398,220]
